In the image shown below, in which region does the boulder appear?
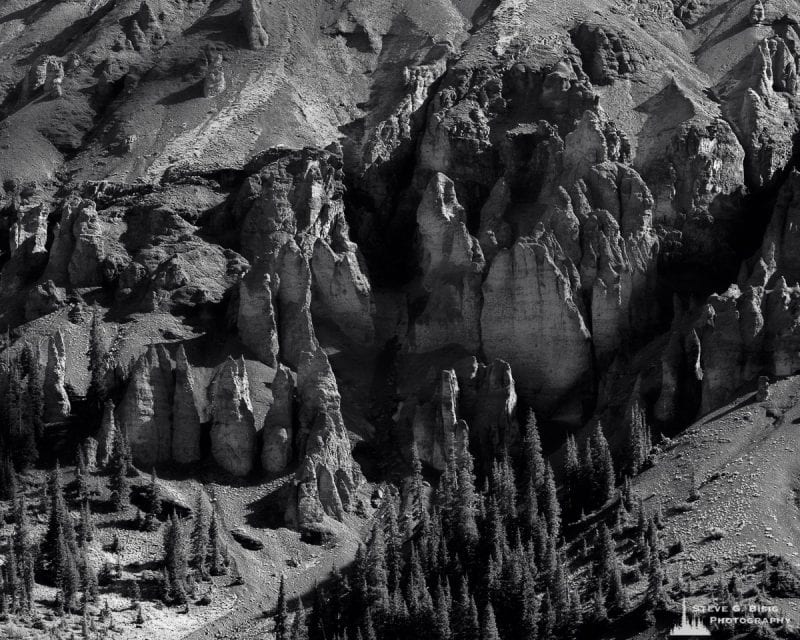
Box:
[203,52,226,98]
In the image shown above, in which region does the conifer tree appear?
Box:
[8,359,37,471]
[25,342,44,442]
[563,434,580,521]
[433,578,451,640]
[13,496,35,611]
[541,462,561,540]
[384,501,401,595]
[522,410,546,494]
[0,450,16,500]
[41,464,80,609]
[590,582,608,625]
[191,494,210,579]
[108,427,131,511]
[410,441,424,513]
[606,560,628,615]
[589,421,615,505]
[80,550,98,605]
[163,513,189,604]
[492,451,517,524]
[366,524,389,610]
[87,304,107,419]
[481,602,500,640]
[454,432,479,554]
[519,567,539,639]
[644,548,666,611]
[208,510,226,576]
[78,496,93,546]
[539,589,556,640]
[142,470,162,531]
[626,407,651,476]
[308,584,327,640]
[463,595,480,640]
[291,599,309,640]
[275,574,289,640]
[578,439,594,516]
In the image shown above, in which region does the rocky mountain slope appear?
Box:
[5,0,800,637]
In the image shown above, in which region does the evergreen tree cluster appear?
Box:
[35,464,97,612]
[562,420,616,522]
[291,412,669,640]
[0,341,43,492]
[160,492,228,606]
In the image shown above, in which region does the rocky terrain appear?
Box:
[5,0,800,638]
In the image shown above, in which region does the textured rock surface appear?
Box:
[236,148,374,348]
[116,345,174,468]
[482,238,592,425]
[210,356,257,476]
[261,364,294,474]
[286,347,361,527]
[43,331,70,422]
[241,0,269,50]
[6,0,800,546]
[96,400,117,468]
[237,259,279,366]
[411,173,485,353]
[203,52,226,98]
[172,345,203,465]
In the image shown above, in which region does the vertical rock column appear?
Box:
[116,345,174,468]
[172,345,203,464]
[210,356,257,476]
[43,331,71,422]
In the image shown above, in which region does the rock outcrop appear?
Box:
[43,331,70,422]
[237,259,279,366]
[570,24,638,85]
[210,357,257,476]
[116,345,174,468]
[96,400,117,468]
[236,148,374,348]
[172,345,202,465]
[411,173,485,353]
[203,52,226,98]
[261,364,294,474]
[723,34,799,190]
[749,170,800,287]
[286,347,362,527]
[127,1,164,51]
[466,359,519,458]
[482,238,592,425]
[241,0,269,50]
[411,368,469,471]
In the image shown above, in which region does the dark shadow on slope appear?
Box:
[158,81,205,106]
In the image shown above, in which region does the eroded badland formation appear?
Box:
[3,0,800,638]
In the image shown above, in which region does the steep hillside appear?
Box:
[3,0,800,638]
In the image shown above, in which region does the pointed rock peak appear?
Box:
[564,110,607,168]
[175,343,189,370]
[750,1,765,25]
[420,173,464,222]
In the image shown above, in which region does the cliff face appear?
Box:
[5,0,800,527]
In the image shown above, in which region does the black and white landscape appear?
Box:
[1,0,800,638]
